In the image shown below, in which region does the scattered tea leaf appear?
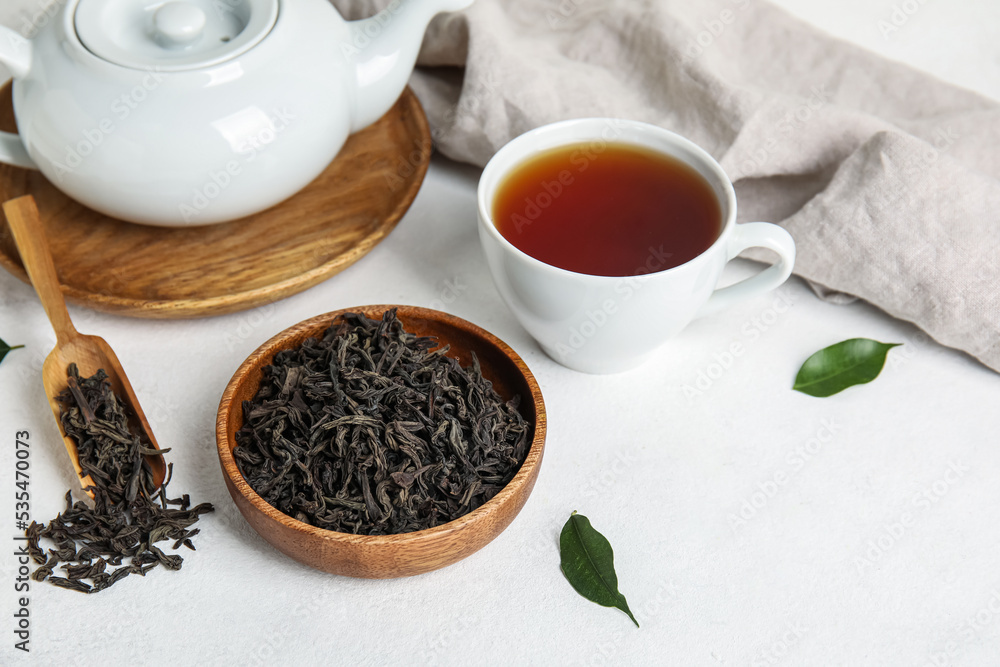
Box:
[0,337,24,366]
[27,364,213,594]
[793,338,901,397]
[559,511,638,628]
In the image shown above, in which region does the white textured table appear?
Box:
[1,1,998,665]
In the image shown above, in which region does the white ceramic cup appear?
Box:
[477,118,796,374]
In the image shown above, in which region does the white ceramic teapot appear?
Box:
[0,0,471,226]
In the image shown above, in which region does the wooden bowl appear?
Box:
[215,305,546,578]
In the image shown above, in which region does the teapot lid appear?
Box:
[75,0,279,71]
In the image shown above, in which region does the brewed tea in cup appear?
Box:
[493,142,721,277]
[477,118,796,374]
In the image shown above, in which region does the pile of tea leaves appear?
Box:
[26,364,213,594]
[234,309,531,535]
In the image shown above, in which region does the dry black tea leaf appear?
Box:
[26,364,213,594]
[234,309,531,535]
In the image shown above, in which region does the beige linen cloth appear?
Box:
[333,0,1000,373]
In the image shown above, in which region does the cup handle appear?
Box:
[696,222,796,318]
[0,131,35,169]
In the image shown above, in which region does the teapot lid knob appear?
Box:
[75,0,278,72]
[153,2,208,48]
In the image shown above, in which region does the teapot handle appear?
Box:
[0,25,31,79]
[0,131,36,170]
[0,25,36,168]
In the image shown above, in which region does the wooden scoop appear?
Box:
[3,196,166,495]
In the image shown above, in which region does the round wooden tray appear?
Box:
[0,84,431,318]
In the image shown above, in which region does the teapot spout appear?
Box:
[348,0,473,132]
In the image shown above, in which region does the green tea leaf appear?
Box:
[0,337,24,367]
[794,338,901,397]
[560,511,638,628]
